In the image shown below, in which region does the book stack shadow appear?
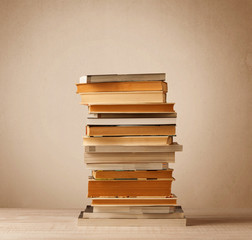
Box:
[76,73,186,226]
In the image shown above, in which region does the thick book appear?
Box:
[88,103,175,113]
[85,143,182,153]
[85,162,169,170]
[80,73,166,83]
[91,195,177,206]
[80,91,166,105]
[78,214,186,226]
[86,117,176,125]
[88,179,173,197]
[83,136,173,146]
[76,81,167,93]
[86,125,176,136]
[81,205,184,219]
[92,169,173,180]
[84,152,175,164]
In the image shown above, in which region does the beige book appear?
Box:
[85,143,182,153]
[82,205,185,219]
[84,152,175,164]
[93,205,177,213]
[85,162,169,170]
[83,136,173,146]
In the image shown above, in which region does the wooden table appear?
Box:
[0,208,252,239]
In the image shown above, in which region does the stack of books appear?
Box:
[76,73,186,226]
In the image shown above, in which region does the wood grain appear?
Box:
[0,208,252,240]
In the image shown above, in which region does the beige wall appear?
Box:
[0,0,251,209]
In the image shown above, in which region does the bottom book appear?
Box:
[78,205,186,226]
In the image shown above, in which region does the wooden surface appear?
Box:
[0,208,252,239]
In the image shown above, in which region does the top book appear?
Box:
[80,73,166,83]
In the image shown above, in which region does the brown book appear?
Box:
[88,180,173,197]
[86,125,176,137]
[80,91,166,105]
[83,136,173,146]
[91,197,177,206]
[76,81,167,93]
[89,103,175,113]
[92,169,173,179]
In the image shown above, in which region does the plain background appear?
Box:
[0,0,251,209]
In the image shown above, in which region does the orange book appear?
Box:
[76,81,167,93]
[92,169,173,179]
[88,104,175,113]
[86,125,176,136]
[88,180,173,197]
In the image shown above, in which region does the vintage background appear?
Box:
[0,0,251,208]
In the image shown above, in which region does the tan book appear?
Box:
[80,91,166,105]
[92,169,173,179]
[83,136,173,146]
[85,162,169,170]
[84,152,175,164]
[85,143,182,153]
[88,179,173,197]
[91,196,177,206]
[80,73,166,83]
[86,125,176,136]
[76,81,167,93]
[89,103,175,113]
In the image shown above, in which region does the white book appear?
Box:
[80,73,166,83]
[86,118,176,125]
[85,162,168,170]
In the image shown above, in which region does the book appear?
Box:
[86,117,176,125]
[91,195,177,206]
[78,214,186,226]
[80,91,166,105]
[93,205,177,213]
[81,205,184,219]
[83,136,173,146]
[88,103,175,113]
[76,81,167,93]
[84,152,175,164]
[87,112,177,118]
[85,162,169,170]
[92,169,173,180]
[80,73,166,83]
[86,125,176,136]
[85,143,182,153]
[88,179,173,197]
